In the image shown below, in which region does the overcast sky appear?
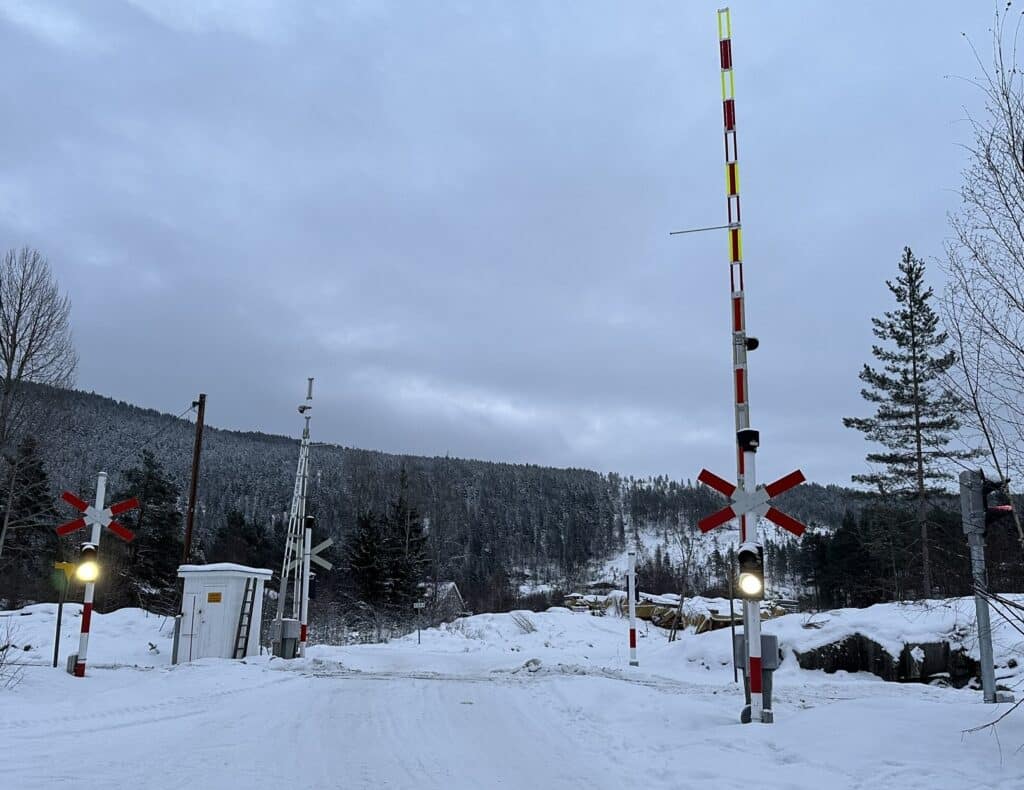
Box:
[0,1,999,485]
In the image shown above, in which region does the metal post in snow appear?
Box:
[721,7,766,726]
[959,470,1010,704]
[53,570,68,668]
[74,472,106,678]
[689,7,807,724]
[741,446,766,723]
[728,572,737,684]
[968,532,997,703]
[413,600,426,644]
[299,515,313,656]
[627,550,638,667]
[274,378,313,639]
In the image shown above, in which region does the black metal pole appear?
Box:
[53,575,67,668]
[729,573,737,684]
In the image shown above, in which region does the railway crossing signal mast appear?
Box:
[274,378,316,657]
[675,8,808,724]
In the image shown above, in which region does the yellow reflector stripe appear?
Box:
[730,227,743,263]
[726,162,739,196]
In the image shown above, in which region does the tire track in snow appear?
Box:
[0,671,298,734]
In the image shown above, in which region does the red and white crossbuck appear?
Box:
[57,490,139,542]
[55,473,139,677]
[696,468,806,536]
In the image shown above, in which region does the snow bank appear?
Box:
[764,597,1024,669]
[0,604,173,667]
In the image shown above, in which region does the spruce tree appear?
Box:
[112,450,183,610]
[843,247,973,596]
[383,469,428,611]
[345,511,387,608]
[0,435,60,605]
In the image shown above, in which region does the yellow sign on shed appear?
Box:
[207,592,222,603]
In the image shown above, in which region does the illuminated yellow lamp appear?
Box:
[76,544,99,582]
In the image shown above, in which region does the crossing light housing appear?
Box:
[737,542,764,601]
[737,429,760,454]
[982,475,1014,529]
[76,543,99,582]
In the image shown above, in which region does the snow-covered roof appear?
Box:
[178,563,273,578]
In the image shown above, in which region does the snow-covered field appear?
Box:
[3,599,1023,789]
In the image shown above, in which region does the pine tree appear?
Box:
[0,435,60,605]
[843,247,974,596]
[208,509,277,568]
[383,469,428,611]
[345,511,387,607]
[112,450,182,610]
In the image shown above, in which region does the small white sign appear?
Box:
[413,602,426,610]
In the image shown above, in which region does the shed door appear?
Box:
[181,593,199,662]
[197,585,228,659]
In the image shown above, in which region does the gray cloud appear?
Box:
[0,1,992,484]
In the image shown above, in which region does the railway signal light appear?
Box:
[982,476,1014,529]
[76,543,99,582]
[737,542,764,600]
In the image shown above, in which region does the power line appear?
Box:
[106,402,198,476]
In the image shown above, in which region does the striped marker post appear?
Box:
[719,5,762,724]
[627,550,638,666]
[74,472,107,678]
[299,515,312,656]
[741,449,764,721]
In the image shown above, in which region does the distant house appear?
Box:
[418,581,466,621]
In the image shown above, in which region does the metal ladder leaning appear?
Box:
[233,577,257,659]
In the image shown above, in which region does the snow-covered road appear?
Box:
[4,603,1023,789]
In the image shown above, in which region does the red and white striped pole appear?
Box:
[299,515,312,656]
[74,471,106,678]
[719,7,768,723]
[741,449,764,721]
[627,550,638,667]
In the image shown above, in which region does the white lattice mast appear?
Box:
[275,378,314,626]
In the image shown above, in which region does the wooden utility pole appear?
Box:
[182,394,206,564]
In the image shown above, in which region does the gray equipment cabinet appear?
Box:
[271,618,301,659]
[734,633,782,721]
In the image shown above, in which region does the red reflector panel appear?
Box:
[698,506,735,534]
[765,507,807,537]
[62,491,89,511]
[735,368,746,404]
[720,39,732,70]
[764,470,806,499]
[629,628,637,648]
[107,521,135,542]
[730,228,742,262]
[732,296,743,332]
[749,656,763,692]
[723,99,736,131]
[697,468,737,497]
[109,497,140,516]
[56,518,86,536]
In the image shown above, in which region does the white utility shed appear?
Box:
[177,563,272,662]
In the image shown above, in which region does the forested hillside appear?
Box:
[8,385,1007,613]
